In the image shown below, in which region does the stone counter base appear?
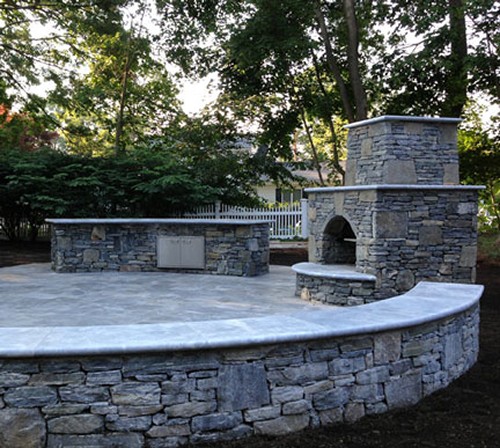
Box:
[48,220,270,277]
[296,273,377,306]
[0,305,479,447]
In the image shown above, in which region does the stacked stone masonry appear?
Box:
[344,118,460,186]
[304,187,480,303]
[296,273,376,306]
[48,220,270,277]
[300,116,483,305]
[0,304,479,447]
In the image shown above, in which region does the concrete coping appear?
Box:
[305,184,485,194]
[45,218,271,226]
[344,115,463,129]
[0,281,482,358]
[292,262,376,282]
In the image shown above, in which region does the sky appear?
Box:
[177,75,218,115]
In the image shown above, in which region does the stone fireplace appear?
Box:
[294,115,483,305]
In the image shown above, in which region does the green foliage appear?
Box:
[0,114,271,240]
[459,107,500,231]
[478,232,500,262]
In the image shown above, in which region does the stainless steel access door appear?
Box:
[157,236,205,269]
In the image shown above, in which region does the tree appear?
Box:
[0,1,128,104]
[459,106,500,231]
[377,0,498,117]
[51,26,181,155]
[156,0,371,183]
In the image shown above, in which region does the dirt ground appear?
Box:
[1,242,499,447]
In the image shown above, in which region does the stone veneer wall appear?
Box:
[307,186,480,300]
[0,304,479,448]
[49,220,269,277]
[344,117,461,186]
[296,274,376,306]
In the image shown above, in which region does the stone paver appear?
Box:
[0,263,327,327]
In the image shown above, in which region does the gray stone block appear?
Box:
[395,270,415,291]
[419,225,442,245]
[106,415,152,432]
[86,370,122,385]
[60,385,110,404]
[166,401,216,418]
[384,160,417,184]
[191,411,242,432]
[271,386,303,404]
[81,357,123,372]
[313,387,349,411]
[329,357,365,375]
[344,402,365,423]
[351,384,384,402]
[161,392,188,406]
[243,405,281,422]
[83,248,100,263]
[355,366,390,385]
[147,423,191,438]
[374,332,401,365]
[267,362,328,386]
[385,372,422,409]
[0,372,30,387]
[218,363,270,411]
[91,225,106,241]
[0,409,46,448]
[161,378,195,394]
[374,212,408,238]
[42,404,89,416]
[254,414,310,436]
[282,399,310,415]
[48,414,103,434]
[111,382,160,405]
[118,405,162,417]
[459,246,477,267]
[443,163,459,184]
[29,372,85,386]
[4,386,58,407]
[318,407,343,425]
[443,332,463,369]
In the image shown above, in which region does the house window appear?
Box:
[275,189,303,203]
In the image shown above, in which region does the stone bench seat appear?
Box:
[292,262,376,282]
[292,262,377,306]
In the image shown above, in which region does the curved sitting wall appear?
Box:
[0,282,482,447]
[292,262,377,306]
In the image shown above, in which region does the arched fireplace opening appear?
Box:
[322,216,356,265]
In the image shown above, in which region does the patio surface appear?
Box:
[0,263,482,358]
[0,263,327,327]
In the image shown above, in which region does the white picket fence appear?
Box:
[1,201,309,241]
[184,199,309,240]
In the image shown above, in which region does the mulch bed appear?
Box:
[1,242,499,447]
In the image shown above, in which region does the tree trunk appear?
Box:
[443,0,468,117]
[343,0,368,121]
[115,50,132,155]
[312,53,346,184]
[313,0,355,123]
[300,109,326,186]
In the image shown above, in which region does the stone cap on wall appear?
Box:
[292,262,376,282]
[46,218,271,226]
[0,281,482,358]
[304,184,485,194]
[344,115,463,129]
